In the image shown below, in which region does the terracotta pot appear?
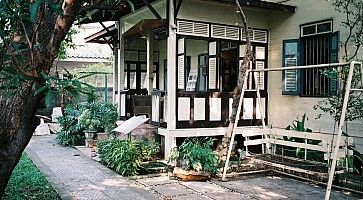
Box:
[173,167,210,181]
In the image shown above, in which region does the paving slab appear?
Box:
[138,176,178,186]
[152,183,194,198]
[214,176,357,200]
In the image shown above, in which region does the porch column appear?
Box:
[167,0,176,130]
[112,46,119,104]
[164,0,177,159]
[146,31,154,95]
[117,21,125,116]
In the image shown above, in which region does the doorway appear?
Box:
[221,41,238,92]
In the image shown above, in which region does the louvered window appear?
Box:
[177,20,209,37]
[282,28,339,96]
[241,29,268,43]
[211,25,239,40]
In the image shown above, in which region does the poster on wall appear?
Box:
[186,69,198,91]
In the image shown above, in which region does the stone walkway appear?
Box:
[26,135,360,200]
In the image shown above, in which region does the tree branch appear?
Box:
[2,41,37,78]
[50,0,84,64]
[79,3,126,14]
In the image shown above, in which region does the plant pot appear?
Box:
[84,131,96,139]
[96,132,108,141]
[173,167,210,181]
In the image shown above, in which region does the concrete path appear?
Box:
[26,135,158,200]
[26,135,359,200]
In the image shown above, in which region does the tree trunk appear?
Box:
[0,82,41,198]
[218,1,253,163]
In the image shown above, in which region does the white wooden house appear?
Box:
[83,0,363,158]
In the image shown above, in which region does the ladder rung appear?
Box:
[350,89,363,91]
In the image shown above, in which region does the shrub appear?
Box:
[98,140,141,176]
[98,138,161,176]
[170,138,218,174]
[137,138,160,161]
[56,105,85,146]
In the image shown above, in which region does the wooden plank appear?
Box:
[269,129,333,141]
[269,139,327,152]
[324,150,353,160]
[244,139,266,146]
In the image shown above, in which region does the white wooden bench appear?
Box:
[238,128,353,161]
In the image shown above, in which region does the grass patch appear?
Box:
[3,153,60,200]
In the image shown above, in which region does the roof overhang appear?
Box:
[123,19,164,38]
[85,24,118,44]
[79,0,294,24]
[78,0,159,24]
[83,0,295,44]
[85,19,165,45]
[213,0,295,13]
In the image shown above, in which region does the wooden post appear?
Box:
[146,31,154,95]
[118,20,125,115]
[167,0,176,130]
[113,47,119,105]
[164,0,177,159]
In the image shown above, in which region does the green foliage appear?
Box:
[285,113,312,132]
[35,70,97,105]
[56,105,85,146]
[98,139,141,176]
[98,138,161,176]
[282,114,323,160]
[170,138,218,174]
[78,102,118,132]
[138,138,160,161]
[58,27,78,59]
[3,153,60,200]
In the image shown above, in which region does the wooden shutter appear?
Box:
[329,31,340,95]
[282,39,300,95]
[208,41,219,90]
[177,38,185,89]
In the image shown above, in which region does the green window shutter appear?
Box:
[329,31,340,96]
[177,38,186,90]
[282,39,300,95]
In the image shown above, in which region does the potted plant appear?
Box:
[79,102,119,146]
[78,102,102,147]
[170,137,218,181]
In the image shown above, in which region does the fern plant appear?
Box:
[170,138,218,174]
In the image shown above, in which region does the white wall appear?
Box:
[267,0,363,146]
[177,0,270,29]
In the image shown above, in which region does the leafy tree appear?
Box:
[0,0,131,197]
